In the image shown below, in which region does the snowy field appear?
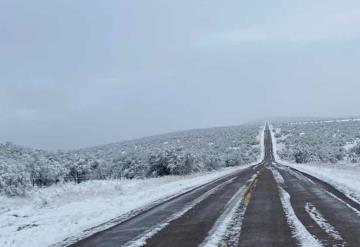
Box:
[0,166,251,247]
[0,124,262,196]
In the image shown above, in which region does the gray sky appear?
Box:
[1,0,359,149]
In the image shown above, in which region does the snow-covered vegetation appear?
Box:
[0,124,261,196]
[272,119,360,164]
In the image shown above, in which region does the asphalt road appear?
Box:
[70,125,360,247]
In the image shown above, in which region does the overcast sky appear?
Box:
[1,0,359,149]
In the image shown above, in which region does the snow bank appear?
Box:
[0,166,249,247]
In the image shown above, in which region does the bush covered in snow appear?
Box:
[273,119,360,164]
[0,124,261,196]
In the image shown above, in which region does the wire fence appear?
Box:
[30,174,112,186]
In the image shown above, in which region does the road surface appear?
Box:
[71,125,360,247]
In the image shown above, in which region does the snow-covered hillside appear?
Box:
[272,119,360,164]
[0,124,262,196]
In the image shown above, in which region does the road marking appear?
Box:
[325,191,360,217]
[287,168,316,185]
[241,172,259,207]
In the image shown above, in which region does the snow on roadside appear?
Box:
[257,124,266,162]
[0,166,250,247]
[269,124,281,161]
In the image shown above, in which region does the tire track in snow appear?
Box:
[199,173,259,247]
[305,202,345,246]
[271,167,323,247]
[125,177,237,247]
[282,165,360,217]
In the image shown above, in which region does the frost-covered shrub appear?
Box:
[273,119,360,164]
[294,150,310,163]
[167,153,194,175]
[147,151,195,177]
[0,161,30,196]
[350,145,360,155]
